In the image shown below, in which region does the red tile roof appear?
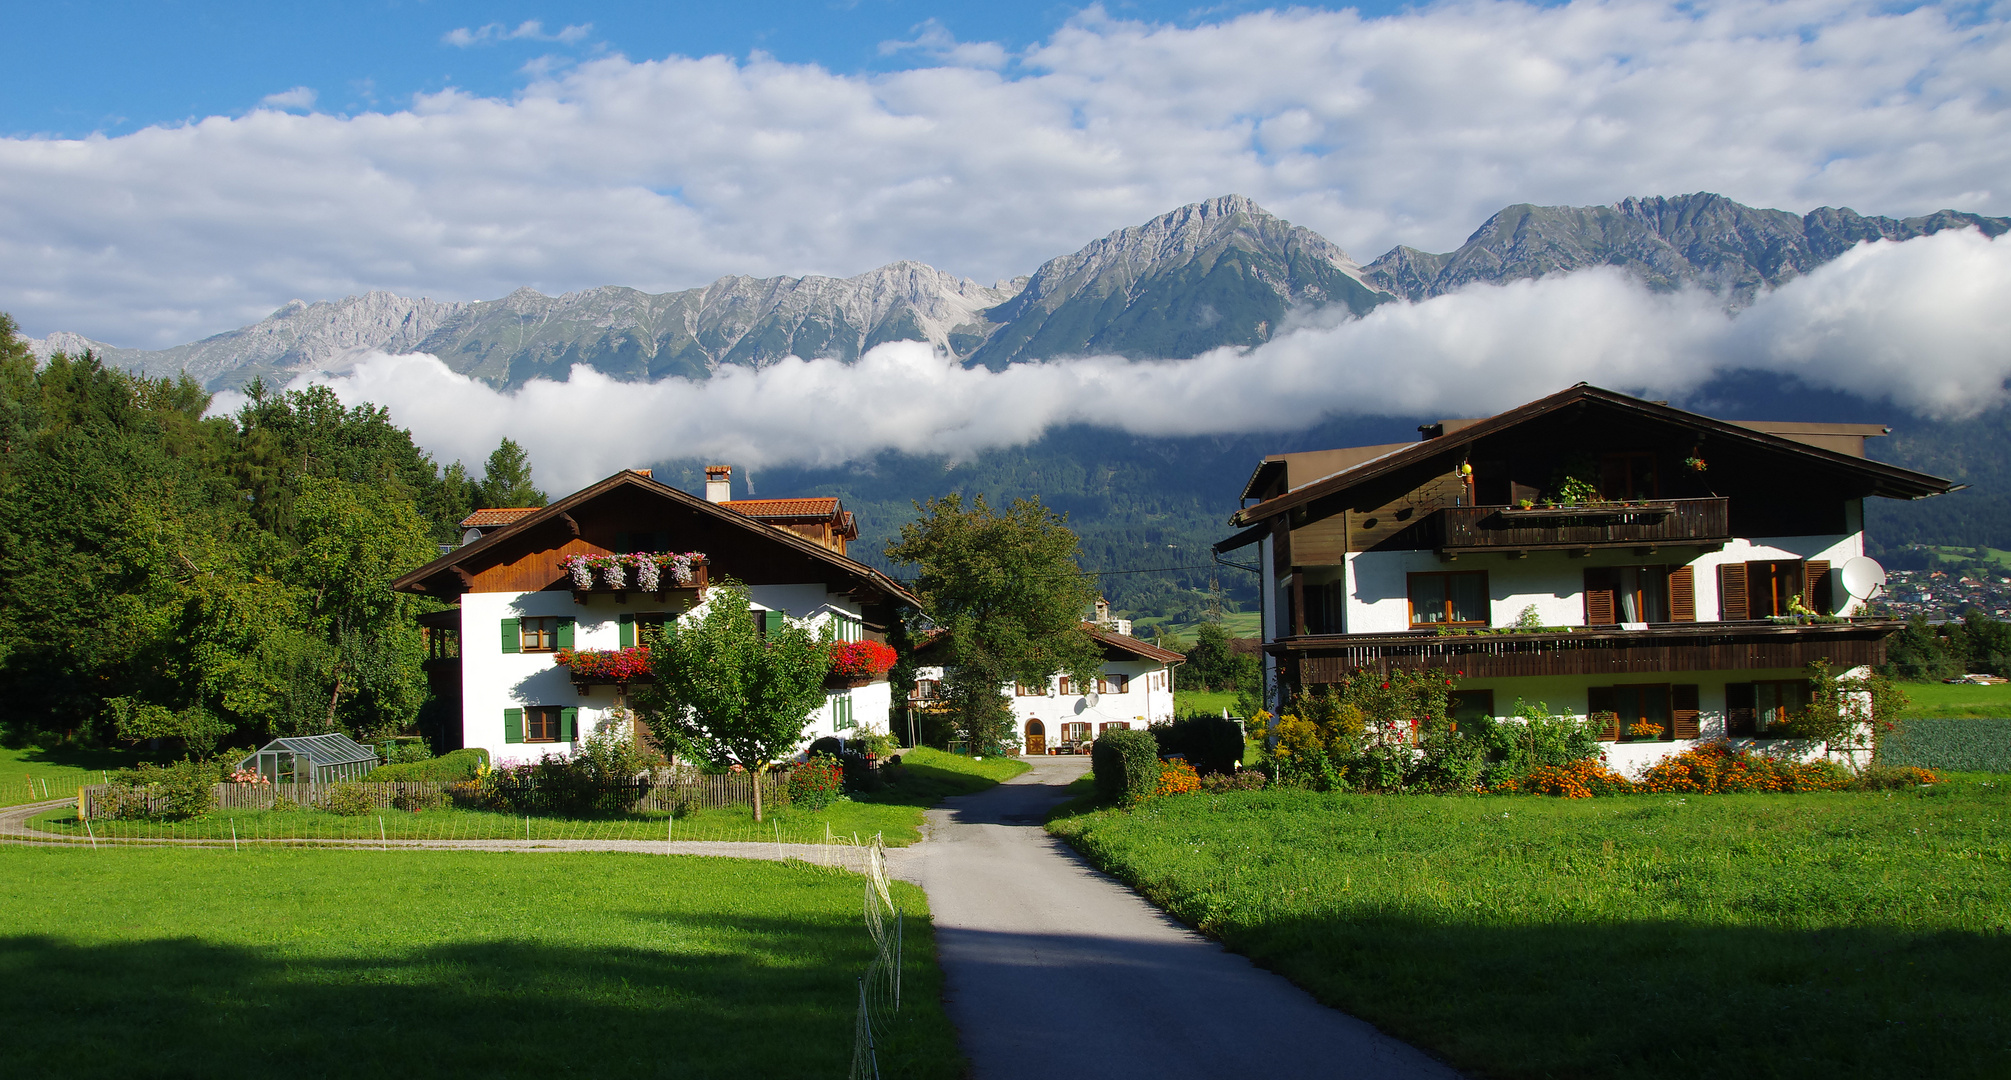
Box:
[459,508,540,528]
[720,498,842,520]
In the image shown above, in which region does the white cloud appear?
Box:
[443,20,592,48]
[258,87,318,110]
[223,230,2011,492]
[4,1,2007,349]
[878,19,1012,69]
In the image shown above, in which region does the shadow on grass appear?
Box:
[0,913,953,1080]
[1179,911,2011,1080]
[856,759,1020,809]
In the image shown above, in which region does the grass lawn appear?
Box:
[1050,779,2011,1080]
[0,846,958,1079]
[25,745,1030,847]
[1174,688,1241,716]
[0,743,167,808]
[1896,679,2011,718]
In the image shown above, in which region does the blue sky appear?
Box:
[6,0,1417,138]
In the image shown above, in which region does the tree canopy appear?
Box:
[885,493,1102,752]
[638,581,833,821]
[0,321,493,751]
[479,437,547,508]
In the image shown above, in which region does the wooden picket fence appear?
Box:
[79,769,791,819]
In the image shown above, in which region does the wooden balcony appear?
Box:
[1277,619,1899,680]
[1432,498,1730,556]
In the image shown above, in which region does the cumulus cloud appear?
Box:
[878,20,1012,69]
[222,230,2011,492]
[258,87,318,110]
[443,20,592,47]
[4,1,2006,348]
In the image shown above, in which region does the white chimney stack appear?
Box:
[705,465,732,504]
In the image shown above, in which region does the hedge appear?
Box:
[365,748,490,782]
[1092,729,1161,805]
[1152,716,1244,776]
[1879,718,2011,773]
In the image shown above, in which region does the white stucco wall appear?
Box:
[458,585,891,764]
[1342,531,1865,634]
[910,659,1180,749]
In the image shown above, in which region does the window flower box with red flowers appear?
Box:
[826,640,898,688]
[554,646,654,691]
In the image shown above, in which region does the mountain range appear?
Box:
[33,192,2003,393]
[24,192,2011,624]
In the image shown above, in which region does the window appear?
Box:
[1061,722,1090,743]
[525,706,563,743]
[1016,682,1041,697]
[1097,674,1129,695]
[1447,690,1494,729]
[1099,721,1131,734]
[521,617,561,652]
[1588,685,1678,742]
[1584,566,1679,625]
[1599,452,1659,501]
[1726,680,1809,737]
[1720,561,1828,620]
[914,680,941,701]
[1059,676,1073,696]
[620,612,673,648]
[1408,571,1489,627]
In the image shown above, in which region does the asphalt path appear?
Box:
[898,756,1462,1080]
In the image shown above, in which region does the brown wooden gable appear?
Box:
[394,472,919,622]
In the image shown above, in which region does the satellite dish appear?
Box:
[1084,692,1101,707]
[1840,557,1888,601]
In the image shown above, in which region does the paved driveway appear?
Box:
[894,756,1462,1080]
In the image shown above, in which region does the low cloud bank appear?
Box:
[222,230,2011,491]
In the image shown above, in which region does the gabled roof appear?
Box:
[459,507,539,529]
[1089,625,1185,664]
[237,733,378,769]
[394,470,920,608]
[1229,383,1955,526]
[722,497,841,519]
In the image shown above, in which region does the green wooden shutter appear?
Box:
[501,618,521,654]
[616,531,632,554]
[503,708,524,743]
[560,707,577,741]
[556,618,574,649]
[619,613,635,648]
[764,610,785,638]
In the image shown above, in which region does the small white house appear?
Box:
[394,468,917,765]
[913,624,1185,754]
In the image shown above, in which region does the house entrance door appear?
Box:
[1025,719,1046,755]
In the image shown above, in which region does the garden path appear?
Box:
[895,756,1463,1080]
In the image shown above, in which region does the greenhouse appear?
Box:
[238,734,380,783]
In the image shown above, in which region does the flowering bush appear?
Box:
[1490,758,1633,798]
[1634,742,1850,794]
[787,754,846,810]
[828,639,898,679]
[1627,721,1665,740]
[554,646,653,681]
[228,767,269,785]
[561,551,706,591]
[1154,758,1201,797]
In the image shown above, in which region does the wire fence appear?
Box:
[7,773,101,809]
[76,772,790,819]
[18,811,911,849]
[850,833,902,1080]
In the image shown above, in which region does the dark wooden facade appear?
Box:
[1281,620,1894,681]
[1433,497,1731,555]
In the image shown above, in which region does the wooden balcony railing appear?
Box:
[1277,619,1898,680]
[1433,498,1730,554]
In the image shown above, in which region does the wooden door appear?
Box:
[1025,719,1046,756]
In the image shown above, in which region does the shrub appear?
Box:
[1851,765,1943,790]
[1196,770,1268,794]
[1491,759,1633,798]
[1636,743,1849,794]
[98,759,221,820]
[1152,716,1244,775]
[1091,729,1161,805]
[1154,758,1201,797]
[367,748,489,782]
[1879,717,2011,773]
[787,754,846,810]
[390,787,447,811]
[319,783,376,816]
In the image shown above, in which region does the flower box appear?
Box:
[563,552,708,600]
[554,646,654,687]
[827,640,897,682]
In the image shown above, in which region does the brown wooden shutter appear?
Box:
[1668,565,1696,622]
[1584,568,1619,626]
[1672,684,1701,739]
[1588,686,1619,741]
[1718,563,1749,621]
[1805,559,1832,614]
[1725,682,1757,736]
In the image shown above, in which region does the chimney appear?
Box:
[705,466,732,504]
[1094,597,1111,625]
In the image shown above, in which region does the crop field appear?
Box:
[1051,779,2011,1080]
[0,845,959,1079]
